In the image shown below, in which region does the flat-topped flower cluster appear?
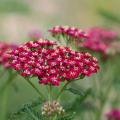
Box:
[9,39,99,86]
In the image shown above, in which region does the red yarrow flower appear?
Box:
[9,39,99,86]
[49,25,88,44]
[0,41,17,68]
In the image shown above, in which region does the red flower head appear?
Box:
[106,109,120,120]
[82,27,117,55]
[0,41,17,68]
[49,25,88,48]
[9,39,99,86]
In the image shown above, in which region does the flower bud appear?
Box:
[41,101,65,117]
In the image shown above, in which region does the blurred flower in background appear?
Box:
[81,27,118,55]
[0,41,17,68]
[106,109,120,120]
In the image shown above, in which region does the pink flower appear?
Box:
[49,26,87,38]
[106,109,120,120]
[0,41,17,68]
[82,27,117,55]
[9,39,99,86]
[49,25,87,44]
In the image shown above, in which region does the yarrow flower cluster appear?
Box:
[9,39,99,86]
[28,29,42,41]
[49,26,87,46]
[0,41,17,68]
[82,27,117,54]
[41,101,64,116]
[106,109,120,120]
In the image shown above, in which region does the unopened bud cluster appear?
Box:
[41,101,64,116]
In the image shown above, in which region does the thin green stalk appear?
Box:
[1,89,8,120]
[0,69,6,78]
[49,85,52,102]
[25,78,45,101]
[56,81,70,100]
[56,77,84,100]
[0,79,12,93]
[52,115,57,120]
[0,70,17,94]
[96,78,113,120]
[0,70,16,120]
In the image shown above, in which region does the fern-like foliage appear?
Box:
[8,97,43,120]
[58,112,76,120]
[8,97,76,120]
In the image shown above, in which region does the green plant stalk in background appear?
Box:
[25,78,46,101]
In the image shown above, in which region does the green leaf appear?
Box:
[65,88,92,112]
[66,87,91,98]
[66,88,85,96]
[78,88,92,103]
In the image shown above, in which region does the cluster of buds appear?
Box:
[0,41,17,68]
[81,27,117,55]
[41,101,64,116]
[28,29,42,41]
[9,39,99,86]
[49,26,87,48]
[106,109,120,120]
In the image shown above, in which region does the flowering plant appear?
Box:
[0,26,100,120]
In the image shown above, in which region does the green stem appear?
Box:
[0,70,15,120]
[96,78,113,120]
[56,77,84,100]
[56,81,70,100]
[0,70,17,94]
[25,78,45,101]
[1,89,8,120]
[0,69,6,78]
[52,115,57,120]
[49,85,52,102]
